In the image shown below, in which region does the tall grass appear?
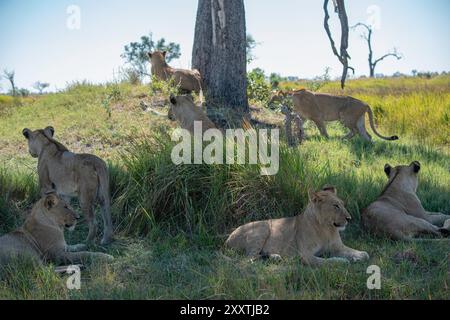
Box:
[0,76,449,299]
[279,76,450,146]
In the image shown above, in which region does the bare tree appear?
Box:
[352,23,403,78]
[323,0,353,89]
[33,81,50,94]
[3,69,16,96]
[192,0,248,126]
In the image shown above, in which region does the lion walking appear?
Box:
[271,89,399,142]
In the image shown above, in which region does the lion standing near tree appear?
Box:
[148,51,202,94]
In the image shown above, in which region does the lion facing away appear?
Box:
[168,95,217,134]
[225,185,369,266]
[361,161,450,240]
[22,127,113,245]
[0,193,113,267]
[273,89,399,142]
[149,51,202,94]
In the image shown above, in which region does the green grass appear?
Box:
[0,77,449,299]
[280,75,450,146]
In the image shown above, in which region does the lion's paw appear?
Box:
[351,251,370,262]
[328,257,350,264]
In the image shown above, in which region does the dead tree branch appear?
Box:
[323,0,353,89]
[352,22,403,77]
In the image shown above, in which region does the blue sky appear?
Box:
[0,0,449,92]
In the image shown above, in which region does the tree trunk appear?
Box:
[192,0,248,127]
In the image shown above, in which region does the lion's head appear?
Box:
[383,161,421,192]
[148,51,168,68]
[22,126,54,158]
[22,126,67,158]
[309,185,351,231]
[168,94,195,121]
[39,193,79,231]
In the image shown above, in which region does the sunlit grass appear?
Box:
[0,76,449,299]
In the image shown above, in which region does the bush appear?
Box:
[247,68,272,105]
[149,75,180,97]
[120,67,142,85]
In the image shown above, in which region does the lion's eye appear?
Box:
[333,204,340,210]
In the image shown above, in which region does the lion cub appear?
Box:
[0,193,113,267]
[362,161,450,240]
[226,186,369,266]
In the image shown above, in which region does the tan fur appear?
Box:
[277,89,399,142]
[362,161,450,240]
[168,95,217,134]
[149,51,202,94]
[225,185,369,266]
[0,194,113,267]
[22,127,113,245]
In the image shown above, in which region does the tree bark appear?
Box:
[192,0,248,127]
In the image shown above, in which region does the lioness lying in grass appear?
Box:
[226,185,369,266]
[0,193,113,267]
[362,161,450,240]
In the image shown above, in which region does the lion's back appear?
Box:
[0,232,41,265]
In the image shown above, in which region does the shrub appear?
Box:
[247,68,272,105]
[120,67,142,85]
[149,75,180,97]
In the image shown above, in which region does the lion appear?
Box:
[272,89,399,142]
[361,161,450,240]
[22,126,114,245]
[148,51,202,94]
[168,95,217,134]
[225,185,369,266]
[0,193,113,267]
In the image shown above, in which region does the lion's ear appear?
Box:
[162,51,167,57]
[44,193,58,210]
[411,161,421,173]
[170,95,177,105]
[22,128,31,140]
[384,164,392,176]
[322,184,337,195]
[148,52,153,59]
[308,189,321,204]
[43,126,55,138]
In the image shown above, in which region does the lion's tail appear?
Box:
[193,69,204,105]
[93,158,114,243]
[94,159,110,205]
[366,106,399,141]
